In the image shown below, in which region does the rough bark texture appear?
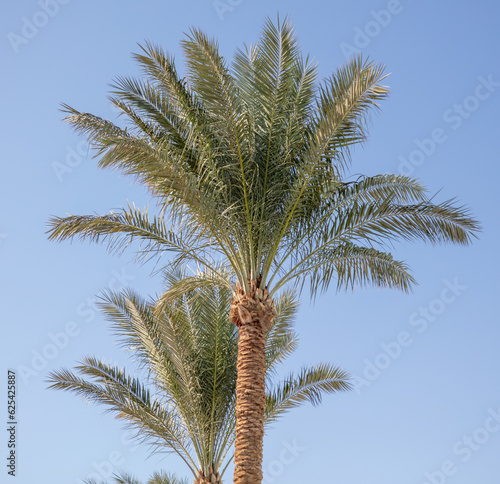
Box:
[230,279,276,484]
[194,467,222,484]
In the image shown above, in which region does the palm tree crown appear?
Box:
[48,18,478,298]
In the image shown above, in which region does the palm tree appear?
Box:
[48,271,349,484]
[47,16,479,483]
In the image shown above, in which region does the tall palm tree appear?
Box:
[48,271,349,484]
[48,16,479,483]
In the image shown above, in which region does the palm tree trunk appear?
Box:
[230,280,276,484]
[195,467,222,484]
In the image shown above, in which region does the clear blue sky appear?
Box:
[1,1,499,483]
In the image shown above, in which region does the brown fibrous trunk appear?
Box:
[230,279,276,484]
[194,467,222,484]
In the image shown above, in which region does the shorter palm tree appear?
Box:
[48,270,350,484]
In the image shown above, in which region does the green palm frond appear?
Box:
[265,363,351,424]
[265,290,299,376]
[84,279,240,472]
[47,361,197,472]
[60,105,194,195]
[47,203,216,269]
[108,87,189,162]
[313,243,415,294]
[60,103,132,157]
[234,16,301,173]
[274,242,415,296]
[181,27,250,162]
[98,287,222,460]
[334,198,477,247]
[313,56,388,164]
[97,289,188,398]
[132,42,205,123]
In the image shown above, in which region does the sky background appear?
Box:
[1,1,499,483]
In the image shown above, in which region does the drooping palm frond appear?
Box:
[265,363,351,424]
[272,242,415,297]
[47,203,213,266]
[265,289,299,376]
[48,358,197,469]
[334,174,429,206]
